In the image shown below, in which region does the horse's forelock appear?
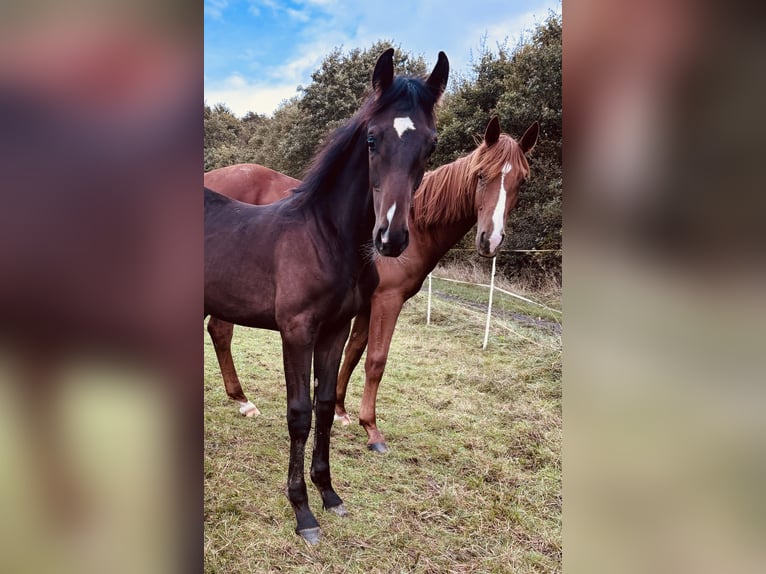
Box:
[469,135,529,182]
[361,75,438,123]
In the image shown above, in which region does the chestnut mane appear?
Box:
[413,134,529,228]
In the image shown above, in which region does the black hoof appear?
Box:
[297,526,321,545]
[367,442,389,454]
[325,503,348,517]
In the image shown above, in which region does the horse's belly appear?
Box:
[204,279,279,331]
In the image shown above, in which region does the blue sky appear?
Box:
[204,0,561,117]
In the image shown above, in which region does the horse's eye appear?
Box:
[367,135,376,151]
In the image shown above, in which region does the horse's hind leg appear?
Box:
[312,322,351,516]
[206,316,259,416]
[335,310,370,425]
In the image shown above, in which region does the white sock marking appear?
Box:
[381,202,397,243]
[393,116,415,138]
[238,400,259,416]
[489,162,512,252]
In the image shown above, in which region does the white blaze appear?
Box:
[489,162,512,252]
[381,202,397,243]
[393,116,415,138]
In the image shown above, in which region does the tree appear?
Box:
[204,103,264,171]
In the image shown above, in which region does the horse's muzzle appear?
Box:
[477,230,504,258]
[374,226,409,257]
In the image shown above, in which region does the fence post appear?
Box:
[482,257,497,350]
[426,273,432,325]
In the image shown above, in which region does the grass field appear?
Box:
[204,278,561,573]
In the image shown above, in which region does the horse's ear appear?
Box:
[520,121,540,154]
[484,116,501,146]
[372,48,395,95]
[426,51,449,100]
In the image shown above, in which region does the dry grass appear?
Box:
[204,283,561,573]
[432,260,562,310]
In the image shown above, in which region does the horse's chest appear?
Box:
[275,258,363,320]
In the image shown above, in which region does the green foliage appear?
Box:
[203,14,562,284]
[204,103,264,171]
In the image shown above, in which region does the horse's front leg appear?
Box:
[207,316,259,416]
[359,292,405,453]
[280,327,320,544]
[335,309,370,425]
[312,321,352,516]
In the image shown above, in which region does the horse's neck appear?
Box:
[312,158,373,250]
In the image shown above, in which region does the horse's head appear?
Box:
[473,117,539,257]
[365,48,449,257]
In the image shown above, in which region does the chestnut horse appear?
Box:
[205,163,299,205]
[206,116,538,453]
[204,49,448,544]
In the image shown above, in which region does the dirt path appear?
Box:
[433,290,562,335]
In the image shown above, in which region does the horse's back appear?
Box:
[204,164,297,205]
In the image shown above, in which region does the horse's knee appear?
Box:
[314,395,335,413]
[365,353,387,382]
[287,405,312,440]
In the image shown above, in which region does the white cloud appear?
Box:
[205,0,562,116]
[204,0,229,21]
[286,8,311,22]
[206,75,301,117]
[480,4,557,47]
[205,36,343,116]
[259,33,347,86]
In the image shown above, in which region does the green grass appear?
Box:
[204,285,561,573]
[426,276,562,327]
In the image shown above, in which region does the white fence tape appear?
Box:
[426,275,562,315]
[425,264,561,350]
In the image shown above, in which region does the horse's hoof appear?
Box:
[325,503,348,517]
[367,442,389,454]
[238,401,260,417]
[334,413,352,426]
[297,526,321,545]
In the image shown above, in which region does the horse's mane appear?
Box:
[413,134,530,228]
[290,75,440,208]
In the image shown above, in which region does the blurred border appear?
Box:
[565,0,766,572]
[0,2,202,573]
